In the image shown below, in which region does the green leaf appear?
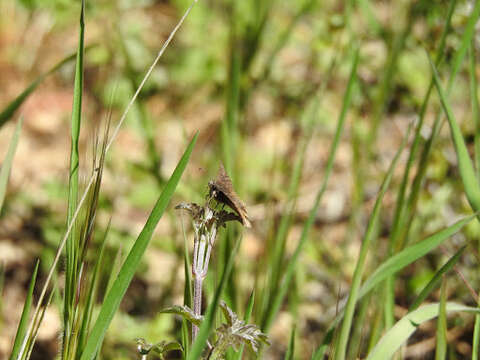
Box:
[233,291,255,360]
[9,261,39,360]
[285,326,295,360]
[435,278,447,360]
[79,133,197,360]
[359,215,474,299]
[161,305,203,327]
[0,117,23,212]
[335,118,412,360]
[314,214,473,359]
[0,48,92,129]
[261,45,359,333]
[409,245,465,312]
[63,1,85,356]
[469,40,480,180]
[366,303,480,360]
[428,53,480,214]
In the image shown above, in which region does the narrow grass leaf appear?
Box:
[76,221,111,357]
[435,277,447,360]
[233,290,255,360]
[334,120,411,360]
[0,117,23,212]
[285,326,296,360]
[429,53,480,213]
[9,261,39,360]
[397,0,480,253]
[410,246,465,311]
[473,299,480,360]
[0,47,92,128]
[359,215,474,299]
[315,214,473,359]
[63,2,85,356]
[261,47,358,334]
[366,303,480,360]
[447,1,480,90]
[469,40,480,186]
[187,237,241,360]
[79,133,197,360]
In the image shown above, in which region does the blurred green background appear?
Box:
[1,0,480,358]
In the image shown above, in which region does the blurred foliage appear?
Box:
[2,0,480,358]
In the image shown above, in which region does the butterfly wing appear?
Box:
[211,164,251,227]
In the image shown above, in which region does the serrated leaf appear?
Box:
[161,305,203,327]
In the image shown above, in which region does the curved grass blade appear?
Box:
[334,121,412,360]
[79,133,198,360]
[9,261,39,360]
[435,277,447,360]
[0,117,23,212]
[285,326,296,360]
[469,41,480,179]
[14,2,198,356]
[312,214,473,359]
[383,0,458,331]
[0,47,94,129]
[399,0,480,251]
[366,303,480,360]
[261,46,359,333]
[409,245,465,312]
[187,237,241,360]
[428,53,480,213]
[359,215,474,300]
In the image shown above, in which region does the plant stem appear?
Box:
[192,276,203,339]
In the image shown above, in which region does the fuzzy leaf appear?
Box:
[161,305,203,327]
[212,301,270,356]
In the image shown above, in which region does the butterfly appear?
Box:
[208,164,251,228]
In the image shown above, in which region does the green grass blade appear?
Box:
[473,302,480,360]
[0,47,90,129]
[259,0,317,83]
[79,133,197,360]
[396,0,480,252]
[447,1,480,91]
[285,326,296,360]
[0,117,23,212]
[76,221,110,357]
[366,303,480,360]
[359,215,473,299]
[367,1,415,149]
[390,0,456,240]
[261,47,359,333]
[429,53,480,213]
[469,40,480,182]
[63,1,85,356]
[314,214,473,359]
[435,277,447,360]
[187,237,241,360]
[9,261,39,360]
[233,290,255,360]
[334,122,411,360]
[409,245,465,311]
[384,0,457,331]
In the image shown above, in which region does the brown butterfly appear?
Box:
[208,164,251,228]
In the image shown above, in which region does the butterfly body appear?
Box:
[208,164,251,228]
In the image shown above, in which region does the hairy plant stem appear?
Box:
[191,206,216,340]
